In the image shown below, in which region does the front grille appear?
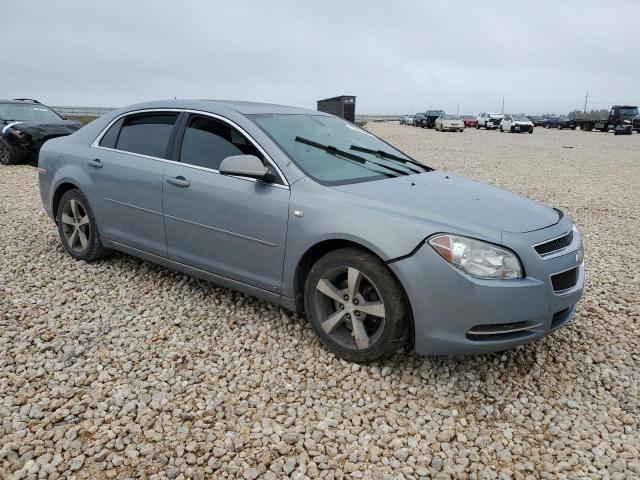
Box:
[551,268,578,292]
[534,230,573,256]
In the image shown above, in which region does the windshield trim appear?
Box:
[250,113,433,187]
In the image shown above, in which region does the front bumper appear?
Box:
[441,124,464,131]
[512,123,533,132]
[389,217,584,355]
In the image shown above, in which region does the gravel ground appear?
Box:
[1,125,639,479]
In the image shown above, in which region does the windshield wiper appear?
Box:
[295,136,408,177]
[349,145,430,173]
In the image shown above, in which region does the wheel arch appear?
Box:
[52,181,80,220]
[293,238,415,348]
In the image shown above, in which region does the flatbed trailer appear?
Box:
[574,105,640,135]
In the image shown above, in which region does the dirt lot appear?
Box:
[1,125,639,479]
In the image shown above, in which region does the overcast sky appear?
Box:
[2,1,639,115]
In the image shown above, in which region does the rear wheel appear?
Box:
[529,126,534,134]
[0,138,21,165]
[304,248,409,363]
[57,189,108,261]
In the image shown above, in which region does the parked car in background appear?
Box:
[573,105,640,135]
[422,109,446,129]
[435,115,465,132]
[412,113,426,127]
[500,114,534,133]
[460,115,478,128]
[527,115,544,127]
[0,99,82,165]
[476,112,504,130]
[400,115,414,125]
[38,99,584,362]
[414,109,446,128]
[543,116,576,130]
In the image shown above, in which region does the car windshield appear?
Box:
[0,103,62,122]
[252,114,429,185]
[461,115,475,119]
[618,107,639,116]
[512,115,529,121]
[558,117,570,121]
[442,115,459,120]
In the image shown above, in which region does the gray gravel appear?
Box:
[1,125,639,479]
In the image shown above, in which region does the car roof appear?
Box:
[121,99,324,116]
[0,99,44,105]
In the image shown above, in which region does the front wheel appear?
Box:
[57,189,108,261]
[0,138,22,165]
[305,248,409,363]
[529,127,534,134]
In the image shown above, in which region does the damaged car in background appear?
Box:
[0,99,82,165]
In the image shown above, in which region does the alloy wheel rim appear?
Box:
[61,199,90,253]
[314,266,386,351]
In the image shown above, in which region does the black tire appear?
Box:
[500,125,504,132]
[475,123,480,129]
[571,126,576,130]
[56,189,108,261]
[0,138,22,165]
[529,127,534,134]
[304,248,409,363]
[546,124,551,129]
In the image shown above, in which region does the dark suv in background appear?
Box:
[0,99,82,165]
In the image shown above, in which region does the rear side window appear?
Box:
[115,113,178,158]
[99,118,123,148]
[179,115,263,171]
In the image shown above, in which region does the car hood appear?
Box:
[334,171,559,234]
[3,120,82,139]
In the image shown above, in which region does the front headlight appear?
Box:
[428,234,523,279]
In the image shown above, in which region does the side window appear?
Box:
[99,118,123,148]
[179,115,264,172]
[115,113,178,158]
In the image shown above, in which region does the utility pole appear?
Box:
[456,102,460,115]
[583,90,589,114]
[501,97,505,114]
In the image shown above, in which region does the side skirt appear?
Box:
[102,239,298,311]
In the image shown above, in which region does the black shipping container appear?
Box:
[317,95,356,122]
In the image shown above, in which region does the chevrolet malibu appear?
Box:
[38,100,584,362]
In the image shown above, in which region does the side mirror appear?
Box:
[219,154,268,180]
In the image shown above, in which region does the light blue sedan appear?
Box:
[38,100,584,362]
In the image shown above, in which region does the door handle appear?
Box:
[166,176,190,188]
[88,159,103,169]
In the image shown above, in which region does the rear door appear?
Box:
[162,113,290,293]
[91,111,180,256]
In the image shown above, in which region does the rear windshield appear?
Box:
[0,103,62,122]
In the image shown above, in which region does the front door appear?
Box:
[162,113,290,293]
